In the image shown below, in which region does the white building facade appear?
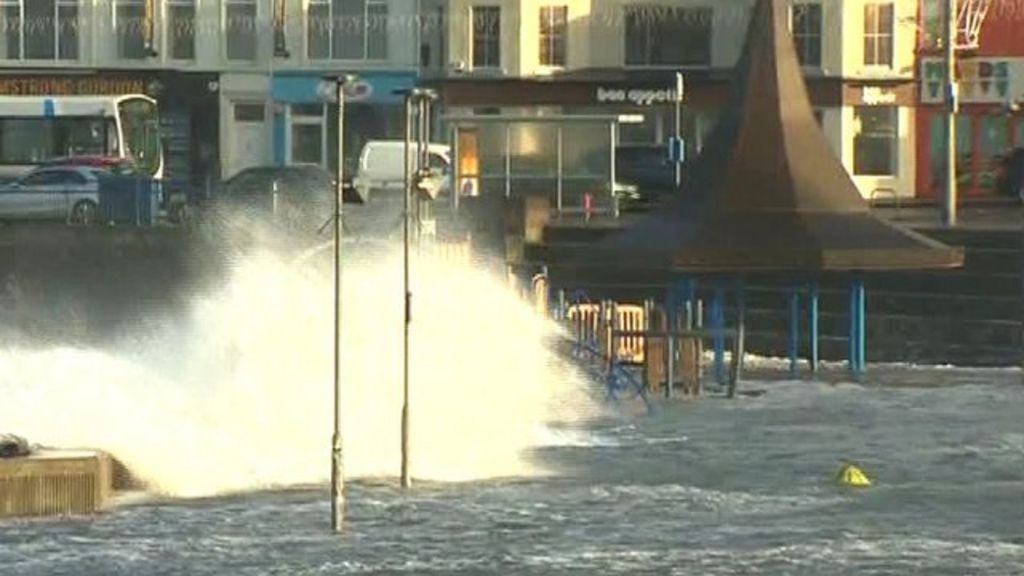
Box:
[0,0,422,181]
[432,0,920,198]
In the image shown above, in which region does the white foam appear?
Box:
[0,239,601,497]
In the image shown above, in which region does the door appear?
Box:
[228,102,268,178]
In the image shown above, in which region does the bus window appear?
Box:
[0,118,55,164]
[0,117,118,165]
[118,98,163,177]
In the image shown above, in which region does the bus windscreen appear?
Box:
[118,98,163,177]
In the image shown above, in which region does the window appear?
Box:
[854,106,898,176]
[226,0,257,61]
[791,3,821,68]
[0,117,115,165]
[539,6,567,67]
[234,104,266,122]
[273,0,288,56]
[116,0,146,59]
[290,103,326,165]
[21,171,67,187]
[0,0,79,60]
[863,3,893,67]
[308,0,388,60]
[471,6,500,69]
[168,0,195,60]
[921,0,942,49]
[625,6,711,66]
[291,125,323,165]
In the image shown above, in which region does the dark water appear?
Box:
[2,370,1022,575]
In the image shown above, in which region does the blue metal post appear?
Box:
[848,280,857,374]
[665,279,676,398]
[788,287,800,377]
[713,285,725,384]
[857,279,867,374]
[809,280,819,373]
[728,278,746,398]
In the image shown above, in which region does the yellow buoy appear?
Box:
[837,463,872,487]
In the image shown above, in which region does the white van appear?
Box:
[354,140,451,201]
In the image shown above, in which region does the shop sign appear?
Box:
[273,73,416,105]
[0,76,146,96]
[861,86,897,105]
[921,57,1022,104]
[596,86,680,106]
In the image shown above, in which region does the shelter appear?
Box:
[537,0,964,384]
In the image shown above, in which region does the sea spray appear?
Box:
[0,234,602,497]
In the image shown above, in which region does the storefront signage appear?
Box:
[272,73,416,105]
[0,77,146,96]
[921,57,1023,104]
[596,87,680,106]
[861,86,897,105]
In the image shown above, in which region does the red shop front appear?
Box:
[915,57,1024,199]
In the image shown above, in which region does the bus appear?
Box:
[0,94,164,181]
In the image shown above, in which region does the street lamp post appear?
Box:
[942,0,958,227]
[674,72,685,189]
[399,87,437,490]
[325,73,358,534]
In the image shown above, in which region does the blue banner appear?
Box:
[272,72,417,105]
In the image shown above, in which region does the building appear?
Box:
[0,0,422,182]
[426,0,922,199]
[914,0,1024,200]
[0,1,220,185]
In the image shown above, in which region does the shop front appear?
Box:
[271,72,417,173]
[916,57,1024,199]
[429,70,917,199]
[0,71,220,186]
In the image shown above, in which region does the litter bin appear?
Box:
[99,176,161,226]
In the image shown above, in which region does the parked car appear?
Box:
[0,165,105,225]
[213,164,363,232]
[614,144,686,211]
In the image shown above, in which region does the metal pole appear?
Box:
[848,280,857,375]
[401,94,413,490]
[674,72,683,189]
[857,279,867,374]
[728,279,745,399]
[271,179,279,217]
[556,126,563,216]
[943,0,958,226]
[789,287,800,378]
[809,280,819,373]
[713,286,725,384]
[504,124,511,199]
[331,77,346,534]
[610,122,619,218]
[451,124,460,213]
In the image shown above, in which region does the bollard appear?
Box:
[272,179,279,217]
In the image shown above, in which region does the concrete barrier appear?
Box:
[0,450,112,519]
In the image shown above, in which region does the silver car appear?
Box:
[0,166,102,225]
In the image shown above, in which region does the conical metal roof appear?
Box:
[592,0,963,271]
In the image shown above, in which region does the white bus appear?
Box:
[0,94,164,181]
